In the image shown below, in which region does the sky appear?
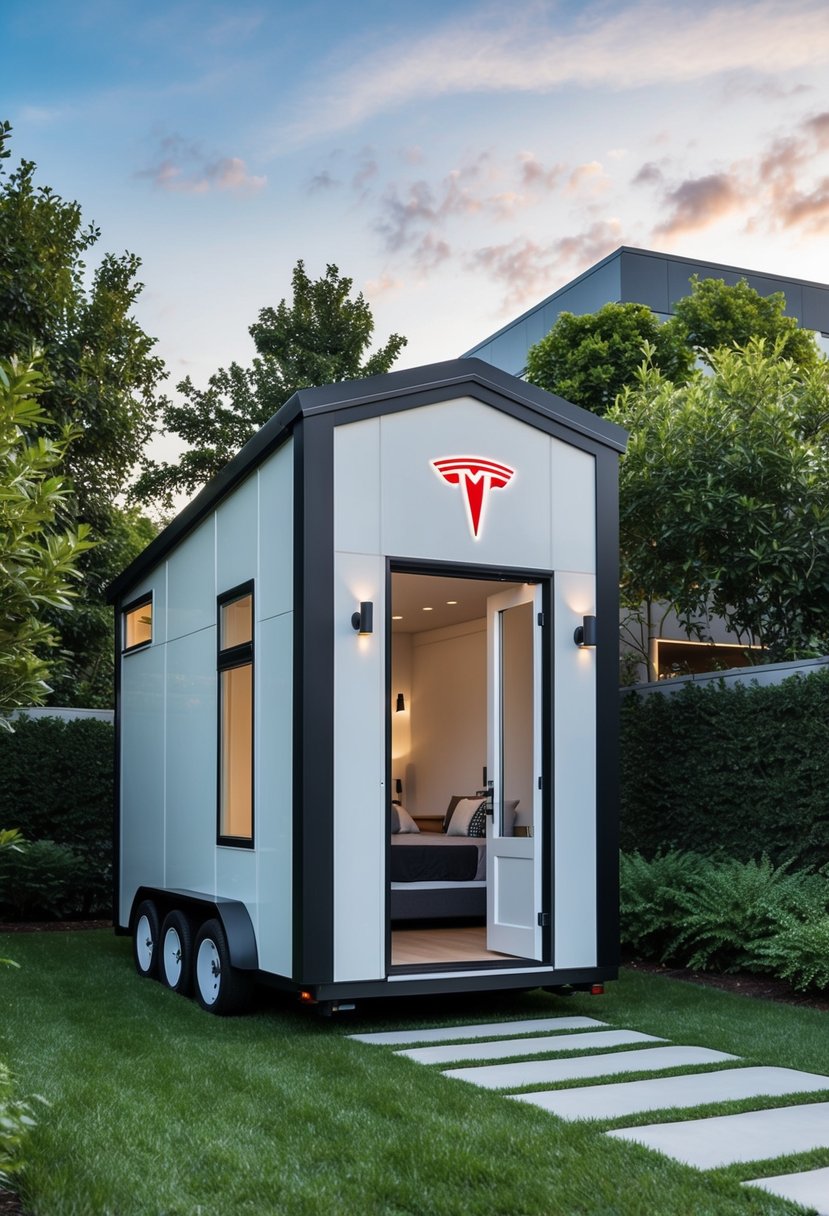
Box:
[3,0,829,466]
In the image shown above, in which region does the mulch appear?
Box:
[624,956,829,1013]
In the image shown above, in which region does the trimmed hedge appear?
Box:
[0,717,113,916]
[620,669,829,868]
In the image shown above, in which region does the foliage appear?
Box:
[673,274,822,371]
[0,838,86,919]
[0,121,166,525]
[0,1061,40,1190]
[608,340,829,675]
[524,301,693,415]
[134,260,408,507]
[0,357,94,721]
[0,717,113,915]
[756,915,829,993]
[619,849,707,959]
[620,849,829,990]
[0,829,24,966]
[620,671,829,869]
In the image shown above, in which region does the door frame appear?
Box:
[384,556,553,975]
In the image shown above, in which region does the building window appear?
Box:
[123,595,153,652]
[217,582,254,846]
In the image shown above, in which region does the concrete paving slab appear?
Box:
[608,1101,829,1170]
[399,1028,663,1065]
[348,1016,605,1047]
[443,1045,737,1090]
[510,1066,829,1122]
[744,1166,829,1214]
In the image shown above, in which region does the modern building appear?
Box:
[465,247,829,680]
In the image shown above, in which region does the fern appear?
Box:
[620,850,707,959]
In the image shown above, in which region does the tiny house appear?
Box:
[108,358,627,1013]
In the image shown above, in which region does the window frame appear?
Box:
[121,592,153,654]
[216,580,255,849]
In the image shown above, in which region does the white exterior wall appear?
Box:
[333,397,598,982]
[119,440,294,979]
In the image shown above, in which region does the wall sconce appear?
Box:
[395,692,405,712]
[573,615,597,647]
[351,601,374,635]
[395,778,403,796]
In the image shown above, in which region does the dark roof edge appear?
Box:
[107,357,626,603]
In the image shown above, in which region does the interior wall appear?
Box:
[406,619,486,816]
[390,634,412,798]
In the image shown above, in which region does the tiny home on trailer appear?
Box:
[108,358,627,1014]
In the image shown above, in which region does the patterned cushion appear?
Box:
[468,805,487,837]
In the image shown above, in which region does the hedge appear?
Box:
[620,669,829,868]
[0,717,113,916]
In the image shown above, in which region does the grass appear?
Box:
[2,931,828,1215]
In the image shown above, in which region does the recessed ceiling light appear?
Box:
[392,615,403,620]
[422,606,433,612]
[446,600,458,605]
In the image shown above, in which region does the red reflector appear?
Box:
[299,990,317,1003]
[591,984,604,995]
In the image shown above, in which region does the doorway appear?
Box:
[388,567,547,969]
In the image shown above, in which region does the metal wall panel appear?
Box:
[167,517,216,642]
[553,571,598,969]
[334,418,381,554]
[165,629,217,892]
[551,439,596,575]
[119,643,165,922]
[333,550,386,982]
[255,611,293,978]
[216,472,258,594]
[258,441,294,622]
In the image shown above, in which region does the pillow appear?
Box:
[390,805,400,834]
[446,798,487,836]
[468,804,487,837]
[442,794,480,833]
[395,804,420,834]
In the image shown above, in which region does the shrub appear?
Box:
[0,1062,41,1190]
[757,916,829,992]
[621,669,829,868]
[0,716,112,915]
[0,839,87,920]
[620,850,707,960]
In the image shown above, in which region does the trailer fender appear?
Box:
[130,888,258,971]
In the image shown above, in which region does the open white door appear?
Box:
[486,584,543,960]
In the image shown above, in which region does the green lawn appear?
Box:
[2,930,827,1215]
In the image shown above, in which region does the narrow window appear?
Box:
[123,594,153,652]
[217,583,254,846]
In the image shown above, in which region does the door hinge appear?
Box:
[537,775,543,790]
[537,612,545,626]
[538,912,551,927]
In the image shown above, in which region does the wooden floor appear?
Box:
[391,923,517,966]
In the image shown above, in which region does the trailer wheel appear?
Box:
[194,918,251,1016]
[133,900,160,979]
[160,910,194,996]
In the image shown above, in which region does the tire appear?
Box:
[133,900,160,979]
[193,918,251,1016]
[159,909,194,996]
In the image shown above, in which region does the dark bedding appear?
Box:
[390,835,486,882]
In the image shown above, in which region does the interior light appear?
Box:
[446,600,458,605]
[422,606,433,612]
[396,693,405,712]
[392,615,403,621]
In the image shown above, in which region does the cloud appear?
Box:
[137,134,265,194]
[365,273,404,298]
[758,112,829,233]
[281,1,829,144]
[565,160,610,196]
[307,169,340,193]
[519,151,564,191]
[633,161,664,186]
[655,173,744,236]
[413,233,452,271]
[551,218,625,268]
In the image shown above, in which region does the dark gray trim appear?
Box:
[303,965,618,1003]
[112,597,123,928]
[595,446,621,969]
[292,416,336,984]
[106,359,626,605]
[130,887,258,969]
[216,580,255,849]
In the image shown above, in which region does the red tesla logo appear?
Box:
[431,456,515,539]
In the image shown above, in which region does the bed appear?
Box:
[390,833,487,921]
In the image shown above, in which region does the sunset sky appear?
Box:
[3,0,829,425]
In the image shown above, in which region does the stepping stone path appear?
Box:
[350,1014,829,1212]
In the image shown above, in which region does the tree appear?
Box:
[0,357,93,720]
[673,274,822,371]
[0,122,165,707]
[607,340,829,678]
[134,260,408,506]
[524,301,694,415]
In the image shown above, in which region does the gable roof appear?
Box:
[108,357,626,603]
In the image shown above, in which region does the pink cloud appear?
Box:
[137,134,265,195]
[655,173,743,236]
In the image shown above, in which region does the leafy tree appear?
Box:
[0,357,93,721]
[134,260,408,506]
[608,340,829,678]
[524,301,694,415]
[673,274,821,371]
[0,122,165,707]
